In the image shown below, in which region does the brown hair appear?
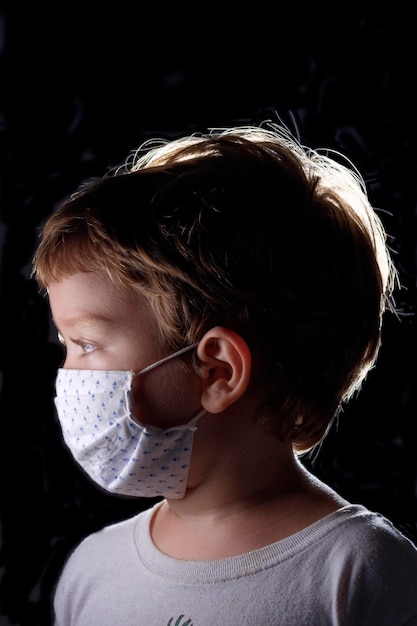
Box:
[33,123,397,452]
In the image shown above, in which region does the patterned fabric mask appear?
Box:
[54,345,205,499]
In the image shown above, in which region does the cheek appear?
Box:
[130,375,164,426]
[130,368,202,428]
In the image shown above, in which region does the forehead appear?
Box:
[47,271,154,333]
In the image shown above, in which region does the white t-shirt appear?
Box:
[54,502,417,625]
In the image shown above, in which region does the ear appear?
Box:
[196,327,251,413]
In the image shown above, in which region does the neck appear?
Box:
[150,419,347,559]
[171,441,302,517]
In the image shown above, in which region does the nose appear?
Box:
[61,352,72,369]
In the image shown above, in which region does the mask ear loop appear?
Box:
[157,408,206,434]
[133,343,199,378]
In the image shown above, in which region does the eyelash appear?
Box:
[57,332,97,355]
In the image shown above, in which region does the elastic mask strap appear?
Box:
[133,343,199,378]
[187,408,207,428]
[162,408,207,434]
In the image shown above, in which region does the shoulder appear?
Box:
[53,505,158,624]
[322,504,416,549]
[61,504,156,571]
[316,505,417,582]
[316,505,417,623]
[330,504,415,545]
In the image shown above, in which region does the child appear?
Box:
[32,122,417,625]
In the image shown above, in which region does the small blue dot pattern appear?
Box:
[54,369,196,499]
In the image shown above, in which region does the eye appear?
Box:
[57,331,66,346]
[80,341,97,355]
[64,336,98,355]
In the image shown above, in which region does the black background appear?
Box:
[0,2,416,625]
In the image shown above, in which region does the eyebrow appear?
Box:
[52,314,114,330]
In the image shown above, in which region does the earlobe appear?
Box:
[196,327,252,413]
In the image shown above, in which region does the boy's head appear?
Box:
[33,123,397,452]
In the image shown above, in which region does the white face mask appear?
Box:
[54,345,205,499]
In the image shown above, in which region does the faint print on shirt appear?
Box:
[167,616,193,626]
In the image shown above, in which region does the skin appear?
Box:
[48,270,349,561]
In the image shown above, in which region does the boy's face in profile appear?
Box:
[47,270,202,429]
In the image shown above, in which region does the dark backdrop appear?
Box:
[0,2,416,625]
